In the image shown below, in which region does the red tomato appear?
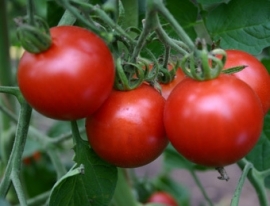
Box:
[85,84,168,168]
[160,67,186,100]
[223,50,270,114]
[147,192,178,206]
[23,151,41,165]
[18,26,115,120]
[164,75,263,167]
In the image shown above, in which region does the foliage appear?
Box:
[1,0,270,206]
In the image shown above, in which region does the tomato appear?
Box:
[23,151,41,165]
[160,67,186,100]
[223,50,270,114]
[85,84,168,168]
[18,26,115,120]
[147,192,178,206]
[164,74,263,167]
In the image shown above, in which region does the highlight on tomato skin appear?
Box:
[147,191,178,206]
[223,49,270,114]
[85,84,168,168]
[17,25,115,121]
[164,74,264,167]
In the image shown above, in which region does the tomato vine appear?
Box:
[1,0,270,206]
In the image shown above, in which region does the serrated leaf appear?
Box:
[49,144,117,206]
[205,0,270,55]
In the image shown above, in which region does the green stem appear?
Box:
[231,162,252,206]
[27,0,36,26]
[0,99,32,198]
[58,0,89,26]
[155,20,189,56]
[0,0,14,131]
[11,172,27,206]
[150,0,195,51]
[47,149,67,179]
[14,191,50,206]
[130,9,157,62]
[69,0,135,43]
[237,159,269,206]
[162,46,170,68]
[190,169,214,206]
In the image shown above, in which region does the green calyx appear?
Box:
[114,58,145,91]
[16,16,52,54]
[181,39,227,81]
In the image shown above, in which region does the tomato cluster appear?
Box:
[18,25,269,168]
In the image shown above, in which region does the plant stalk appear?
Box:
[237,159,269,206]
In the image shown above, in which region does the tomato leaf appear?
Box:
[49,143,117,206]
[245,114,270,188]
[245,114,270,171]
[163,0,198,41]
[163,144,209,171]
[204,0,270,55]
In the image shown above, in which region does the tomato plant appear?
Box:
[164,74,263,167]
[85,84,168,168]
[2,1,270,206]
[223,49,270,114]
[147,191,178,206]
[17,25,115,120]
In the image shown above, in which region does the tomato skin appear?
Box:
[18,26,115,120]
[160,68,186,100]
[164,75,263,167]
[147,192,178,206]
[85,84,168,168]
[224,50,270,114]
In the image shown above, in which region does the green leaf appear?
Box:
[164,0,198,41]
[245,114,270,172]
[164,144,209,171]
[49,143,117,206]
[204,0,270,55]
[245,130,270,188]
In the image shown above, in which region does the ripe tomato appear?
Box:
[147,192,178,206]
[18,26,115,120]
[85,84,168,168]
[223,50,270,114]
[164,75,263,167]
[160,67,186,100]
[23,151,41,165]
